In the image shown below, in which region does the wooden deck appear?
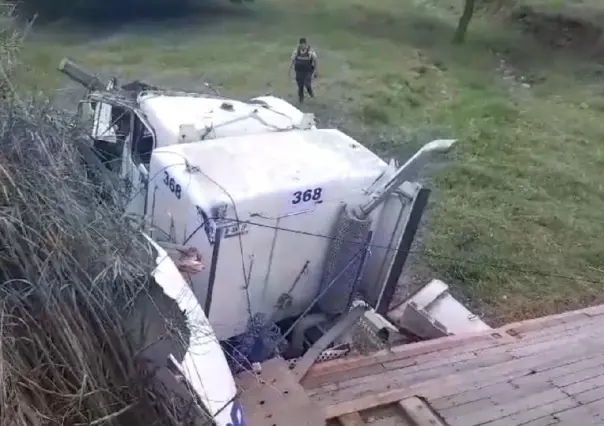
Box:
[236,303,604,425]
[302,303,604,425]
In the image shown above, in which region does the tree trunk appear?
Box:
[453,0,476,44]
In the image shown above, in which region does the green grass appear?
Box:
[19,0,604,324]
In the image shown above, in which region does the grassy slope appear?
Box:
[21,0,604,324]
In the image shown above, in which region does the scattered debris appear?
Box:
[388,279,491,339]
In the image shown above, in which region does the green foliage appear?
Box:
[1,8,203,425]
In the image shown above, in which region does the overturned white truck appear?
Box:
[60,58,455,424]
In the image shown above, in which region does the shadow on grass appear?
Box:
[21,0,254,23]
[26,0,269,45]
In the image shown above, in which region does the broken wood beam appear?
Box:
[337,412,365,426]
[398,397,448,425]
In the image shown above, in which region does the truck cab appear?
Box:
[65,60,452,371]
[86,89,316,217]
[61,58,455,426]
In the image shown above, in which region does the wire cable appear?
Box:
[218,217,604,286]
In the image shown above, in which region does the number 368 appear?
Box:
[292,188,322,205]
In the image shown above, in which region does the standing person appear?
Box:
[290,37,318,103]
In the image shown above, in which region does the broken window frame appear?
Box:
[86,90,157,172]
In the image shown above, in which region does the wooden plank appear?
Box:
[465,320,596,363]
[309,318,604,398]
[508,315,594,342]
[491,379,554,406]
[364,418,406,426]
[512,352,604,388]
[303,363,388,390]
[236,358,326,426]
[438,378,555,421]
[303,331,505,385]
[501,312,592,337]
[491,323,602,362]
[499,303,604,336]
[313,328,603,405]
[362,404,413,426]
[582,398,604,419]
[572,385,604,405]
[301,304,604,421]
[398,397,447,426]
[307,327,516,377]
[310,327,576,395]
[306,351,513,398]
[306,312,602,391]
[367,416,408,426]
[561,373,604,395]
[382,348,497,371]
[547,405,602,425]
[338,413,365,426]
[438,398,496,419]
[309,352,513,400]
[552,364,604,387]
[434,353,604,412]
[381,352,514,380]
[583,304,604,317]
[505,328,593,357]
[314,302,604,384]
[431,381,517,411]
[447,388,569,425]
[315,335,604,418]
[514,416,560,426]
[480,398,577,426]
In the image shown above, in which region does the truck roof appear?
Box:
[152,128,386,202]
[139,93,307,146]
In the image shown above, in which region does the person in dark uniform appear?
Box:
[289,37,318,103]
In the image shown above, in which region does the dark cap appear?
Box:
[299,37,307,44]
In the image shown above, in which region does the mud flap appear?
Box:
[358,184,431,315]
[376,187,430,314]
